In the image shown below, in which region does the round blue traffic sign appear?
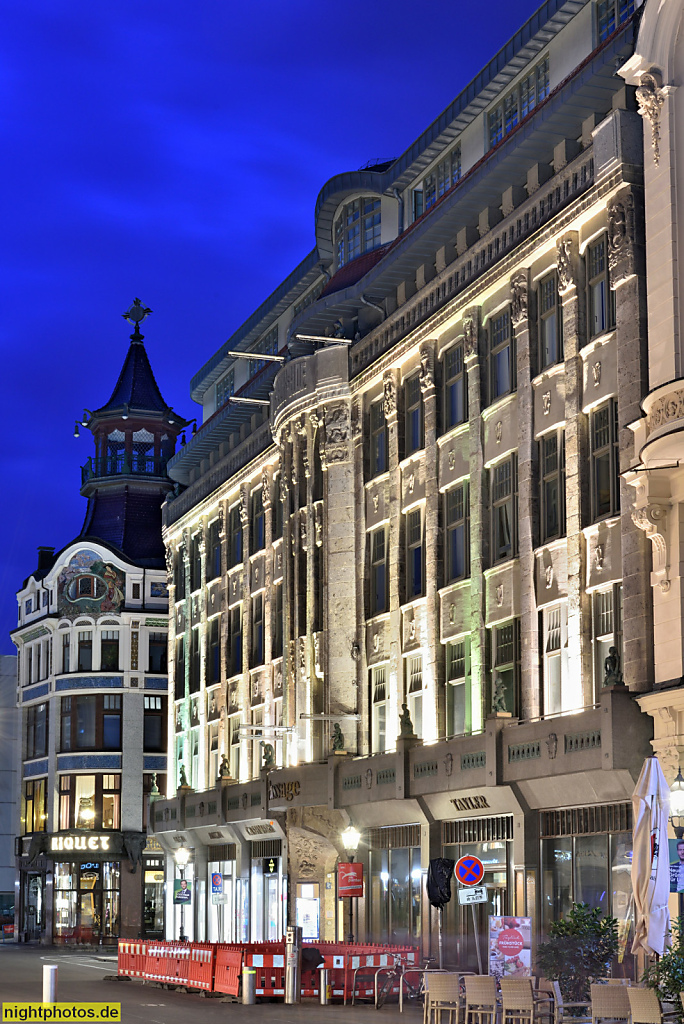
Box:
[454,855,484,886]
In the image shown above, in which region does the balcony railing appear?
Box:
[81,454,169,484]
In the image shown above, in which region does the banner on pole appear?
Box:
[338,862,363,897]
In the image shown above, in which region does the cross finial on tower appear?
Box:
[122,297,153,343]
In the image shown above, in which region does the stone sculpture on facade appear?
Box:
[492,676,508,713]
[603,647,624,686]
[399,703,416,738]
[332,723,345,751]
[261,742,276,769]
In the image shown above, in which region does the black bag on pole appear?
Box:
[427,857,455,909]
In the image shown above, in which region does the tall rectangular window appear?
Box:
[143,695,165,751]
[174,638,185,700]
[443,343,467,431]
[593,585,623,693]
[591,400,620,521]
[492,620,520,716]
[190,533,202,592]
[229,714,241,780]
[488,57,549,148]
[491,455,518,563]
[26,702,48,759]
[369,399,387,477]
[371,665,387,754]
[229,605,242,676]
[445,483,469,583]
[539,272,562,369]
[251,594,264,666]
[544,605,564,715]
[62,634,70,674]
[216,369,234,410]
[250,488,265,554]
[540,431,566,542]
[369,528,388,616]
[228,503,243,568]
[446,640,470,737]
[488,309,515,402]
[102,694,122,749]
[174,552,186,600]
[208,519,222,581]
[207,617,220,685]
[189,629,200,693]
[77,631,92,672]
[406,509,424,600]
[404,374,424,456]
[587,235,615,338]
[272,584,283,658]
[100,630,119,671]
[148,632,167,673]
[272,476,283,540]
[407,655,423,738]
[22,778,46,835]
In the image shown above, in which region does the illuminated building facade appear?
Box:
[151,0,660,968]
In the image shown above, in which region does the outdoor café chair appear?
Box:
[465,975,499,1024]
[590,982,631,1024]
[424,972,462,1024]
[628,988,679,1024]
[500,978,554,1024]
[546,981,591,1024]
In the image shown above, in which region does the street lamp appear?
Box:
[341,826,361,944]
[174,846,190,942]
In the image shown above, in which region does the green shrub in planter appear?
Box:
[642,919,684,1024]
[536,903,618,1003]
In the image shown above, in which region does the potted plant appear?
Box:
[537,903,618,1002]
[642,919,684,1024]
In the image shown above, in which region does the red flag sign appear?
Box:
[338,861,364,897]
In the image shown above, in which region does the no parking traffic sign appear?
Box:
[454,855,485,887]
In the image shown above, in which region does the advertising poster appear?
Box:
[489,916,532,978]
[670,837,684,892]
[338,862,364,897]
[173,878,192,904]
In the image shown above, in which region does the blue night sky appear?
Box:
[1,0,541,653]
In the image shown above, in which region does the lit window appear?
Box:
[405,509,424,600]
[492,620,520,716]
[369,528,388,616]
[371,665,387,753]
[488,309,515,402]
[543,603,569,715]
[587,235,615,338]
[593,585,623,695]
[446,640,470,737]
[488,57,549,149]
[538,272,563,368]
[443,343,467,431]
[540,430,566,542]
[334,196,382,268]
[591,400,620,521]
[445,483,470,583]
[406,655,423,738]
[404,374,424,456]
[491,455,518,563]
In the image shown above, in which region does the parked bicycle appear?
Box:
[376,954,437,1009]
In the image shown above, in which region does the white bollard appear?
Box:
[43,964,58,1004]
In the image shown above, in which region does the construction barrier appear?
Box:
[187,943,216,991]
[119,938,416,1001]
[117,940,148,978]
[213,947,243,997]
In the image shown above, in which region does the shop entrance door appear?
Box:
[442,839,511,971]
[23,874,43,941]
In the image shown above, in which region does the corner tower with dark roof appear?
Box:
[78,299,187,567]
[11,300,187,946]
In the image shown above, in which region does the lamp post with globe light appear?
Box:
[669,768,684,923]
[341,825,361,944]
[174,846,190,941]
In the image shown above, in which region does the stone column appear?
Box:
[557,233,593,705]
[198,523,208,790]
[384,369,402,746]
[420,343,440,741]
[261,466,274,735]
[464,310,486,732]
[511,271,540,719]
[322,400,357,744]
[350,397,367,754]
[608,187,653,693]
[239,484,250,778]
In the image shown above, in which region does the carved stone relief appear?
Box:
[632,503,670,591]
[510,271,528,325]
[556,236,578,293]
[383,371,397,417]
[636,72,665,166]
[463,312,479,360]
[419,344,434,392]
[542,392,551,415]
[324,405,351,463]
[607,191,636,284]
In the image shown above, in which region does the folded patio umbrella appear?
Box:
[632,755,671,956]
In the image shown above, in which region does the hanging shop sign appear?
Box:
[338,862,364,898]
[263,857,279,875]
